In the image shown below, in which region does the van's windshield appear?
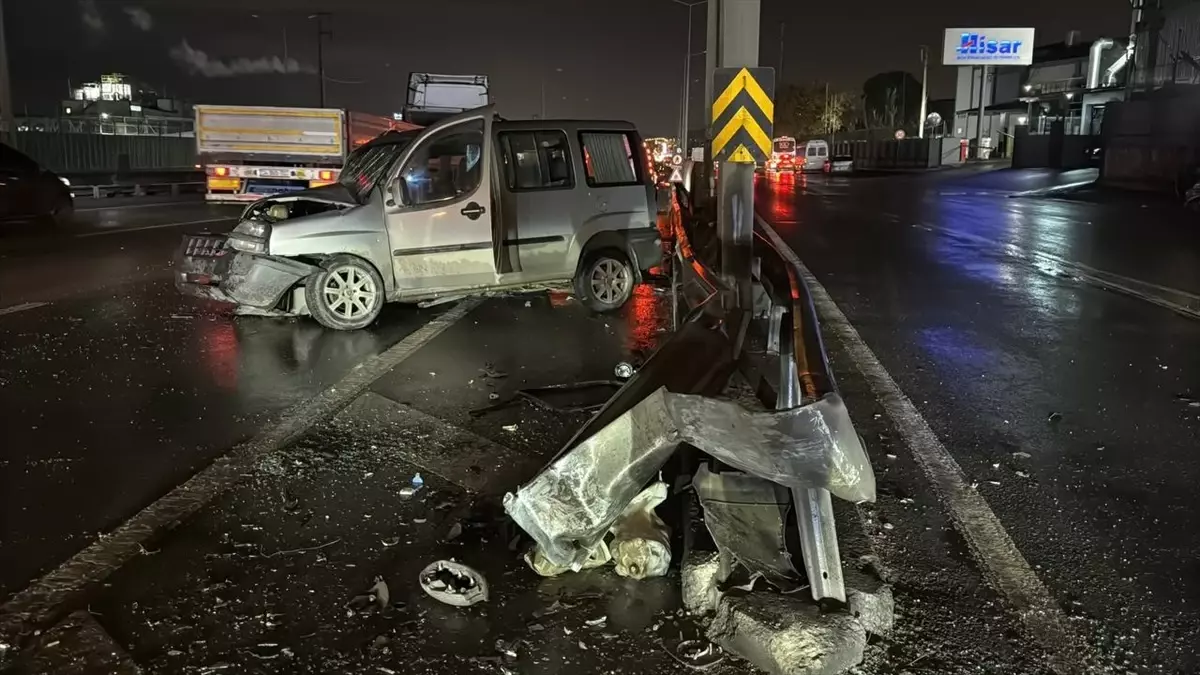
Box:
[339,131,421,201]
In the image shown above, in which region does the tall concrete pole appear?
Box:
[975,65,987,158]
[0,0,13,142]
[682,3,693,147]
[918,46,928,139]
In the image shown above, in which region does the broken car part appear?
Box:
[419,560,488,607]
[505,387,875,570]
[609,481,671,579]
[525,541,612,577]
[707,593,866,675]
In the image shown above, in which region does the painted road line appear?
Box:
[0,302,49,317]
[0,297,485,648]
[756,215,1095,675]
[74,201,201,213]
[915,223,1200,321]
[74,217,234,238]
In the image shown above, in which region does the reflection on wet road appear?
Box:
[0,201,441,596]
[759,168,1200,671]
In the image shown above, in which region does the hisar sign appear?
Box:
[942,28,1035,66]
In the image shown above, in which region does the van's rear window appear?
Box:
[579,131,641,187]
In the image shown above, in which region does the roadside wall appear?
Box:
[12,133,196,174]
[1100,96,1200,192]
[1012,127,1101,170]
[826,138,941,170]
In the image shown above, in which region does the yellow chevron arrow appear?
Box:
[712,106,773,160]
[711,68,775,123]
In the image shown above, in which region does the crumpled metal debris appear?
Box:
[419,560,489,607]
[504,387,874,570]
[610,481,671,579]
[692,465,800,588]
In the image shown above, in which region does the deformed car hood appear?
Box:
[255,183,360,206]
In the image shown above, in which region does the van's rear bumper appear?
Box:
[625,227,663,273]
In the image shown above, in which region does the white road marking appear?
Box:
[0,297,484,645]
[74,217,234,238]
[74,201,200,213]
[0,301,49,316]
[756,216,1096,674]
[916,224,1200,321]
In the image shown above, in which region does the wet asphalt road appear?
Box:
[760,168,1200,671]
[0,198,439,597]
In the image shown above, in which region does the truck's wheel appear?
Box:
[305,254,385,331]
[574,249,635,313]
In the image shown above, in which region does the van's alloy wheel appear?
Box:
[322,266,378,320]
[305,255,385,330]
[575,250,635,313]
[590,258,630,305]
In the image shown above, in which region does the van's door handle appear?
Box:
[460,202,486,220]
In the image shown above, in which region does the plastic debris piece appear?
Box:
[445,522,463,541]
[381,537,400,547]
[614,362,635,379]
[525,540,611,577]
[411,473,425,489]
[671,639,725,669]
[489,392,501,400]
[502,424,518,432]
[610,482,672,579]
[398,486,416,499]
[419,560,489,606]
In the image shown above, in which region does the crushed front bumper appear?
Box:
[174,233,317,309]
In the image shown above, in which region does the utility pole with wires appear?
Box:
[312,12,332,107]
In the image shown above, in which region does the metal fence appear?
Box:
[11,131,196,174]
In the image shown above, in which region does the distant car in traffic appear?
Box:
[823,154,854,174]
[0,143,74,227]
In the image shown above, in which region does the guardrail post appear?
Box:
[718,161,755,310]
[171,183,180,197]
[133,184,146,197]
[776,312,846,604]
[91,186,100,199]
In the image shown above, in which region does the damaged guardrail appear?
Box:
[503,189,887,675]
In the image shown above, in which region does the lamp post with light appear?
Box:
[671,0,706,151]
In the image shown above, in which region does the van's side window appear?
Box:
[499,130,573,191]
[400,119,485,206]
[578,131,640,187]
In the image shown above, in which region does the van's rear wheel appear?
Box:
[306,255,385,331]
[575,249,634,313]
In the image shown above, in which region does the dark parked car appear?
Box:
[0,143,73,227]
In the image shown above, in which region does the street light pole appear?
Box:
[918,45,928,138]
[672,0,705,153]
[312,12,331,107]
[0,0,13,142]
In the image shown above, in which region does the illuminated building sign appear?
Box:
[942,28,1035,66]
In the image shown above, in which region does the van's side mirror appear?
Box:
[388,177,407,208]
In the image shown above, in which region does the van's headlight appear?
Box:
[228,220,270,253]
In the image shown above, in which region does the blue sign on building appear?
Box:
[942,28,1036,66]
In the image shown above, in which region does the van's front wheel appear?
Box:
[575,249,634,313]
[306,255,385,330]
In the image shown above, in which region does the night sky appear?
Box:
[6,0,1131,135]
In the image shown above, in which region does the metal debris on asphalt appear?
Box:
[666,639,725,669]
[419,560,489,606]
[502,424,518,431]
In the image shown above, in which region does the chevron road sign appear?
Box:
[710,67,775,164]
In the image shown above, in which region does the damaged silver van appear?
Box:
[175,106,662,330]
